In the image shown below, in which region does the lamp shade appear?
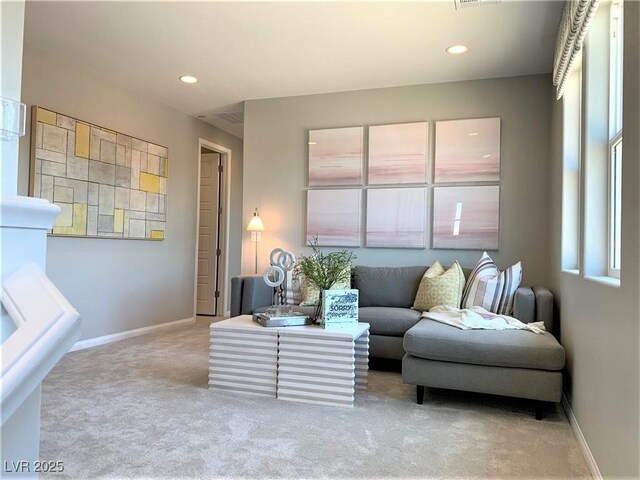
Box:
[246,208,265,232]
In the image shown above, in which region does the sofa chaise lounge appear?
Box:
[230,265,565,418]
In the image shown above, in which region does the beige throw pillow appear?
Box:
[299,268,351,306]
[412,261,466,312]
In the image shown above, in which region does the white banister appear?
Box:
[1,264,81,424]
[0,195,80,478]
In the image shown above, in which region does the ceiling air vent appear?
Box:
[212,111,244,124]
[454,0,502,9]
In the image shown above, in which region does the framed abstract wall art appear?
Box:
[432,185,500,250]
[29,106,168,239]
[368,122,428,185]
[366,187,427,248]
[306,189,361,247]
[308,127,363,187]
[434,117,501,183]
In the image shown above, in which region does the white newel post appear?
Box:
[1,196,81,478]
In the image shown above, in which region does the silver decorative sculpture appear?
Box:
[263,248,297,306]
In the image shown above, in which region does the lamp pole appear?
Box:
[254,234,259,274]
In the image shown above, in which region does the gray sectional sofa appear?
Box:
[230,265,565,418]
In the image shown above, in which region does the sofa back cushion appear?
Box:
[354,266,427,308]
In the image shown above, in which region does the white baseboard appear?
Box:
[562,393,602,480]
[69,317,195,352]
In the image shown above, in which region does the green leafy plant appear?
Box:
[295,237,356,320]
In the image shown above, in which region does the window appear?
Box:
[561,57,582,272]
[610,138,622,273]
[559,0,624,280]
[608,0,623,278]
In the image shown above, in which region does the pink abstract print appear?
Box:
[366,188,426,248]
[308,127,363,186]
[433,186,499,250]
[435,118,501,183]
[306,189,361,247]
[368,122,428,185]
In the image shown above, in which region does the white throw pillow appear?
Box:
[461,252,522,315]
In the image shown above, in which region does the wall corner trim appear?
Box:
[68,317,196,352]
[562,393,603,480]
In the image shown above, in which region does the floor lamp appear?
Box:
[246,208,265,274]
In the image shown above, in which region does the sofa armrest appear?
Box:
[513,286,535,324]
[230,275,273,317]
[532,286,554,333]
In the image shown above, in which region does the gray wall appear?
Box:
[17,44,244,340]
[242,75,552,286]
[549,3,639,477]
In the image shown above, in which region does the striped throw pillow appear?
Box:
[461,252,522,315]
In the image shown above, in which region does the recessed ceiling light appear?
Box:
[308,141,317,145]
[468,132,479,136]
[483,154,492,158]
[179,75,198,84]
[446,45,468,55]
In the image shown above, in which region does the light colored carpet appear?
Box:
[40,323,590,479]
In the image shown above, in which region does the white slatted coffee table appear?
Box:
[209,316,279,398]
[208,316,369,407]
[277,323,369,407]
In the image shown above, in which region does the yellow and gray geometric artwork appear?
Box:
[30,107,167,239]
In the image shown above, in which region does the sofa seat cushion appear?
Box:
[358,307,422,337]
[404,319,565,371]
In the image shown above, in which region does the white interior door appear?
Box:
[197,152,221,315]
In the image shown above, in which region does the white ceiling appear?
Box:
[24,1,563,138]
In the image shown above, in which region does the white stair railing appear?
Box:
[0,195,80,478]
[1,263,81,424]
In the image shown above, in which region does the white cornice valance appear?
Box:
[553,0,600,99]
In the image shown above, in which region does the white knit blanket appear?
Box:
[422,306,546,334]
